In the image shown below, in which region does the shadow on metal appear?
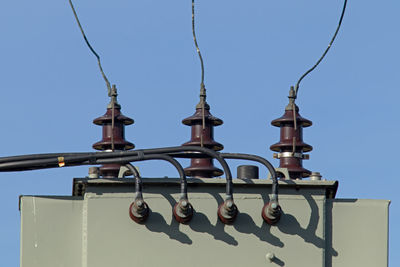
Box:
[189,210,238,246]
[272,256,285,267]
[144,210,193,245]
[164,192,238,246]
[233,212,284,247]
[276,194,338,258]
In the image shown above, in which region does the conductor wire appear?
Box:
[192,0,205,88]
[69,0,117,151]
[192,0,206,146]
[68,0,112,97]
[294,0,347,99]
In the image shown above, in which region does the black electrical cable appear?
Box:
[294,0,347,99]
[172,151,280,203]
[0,146,232,198]
[68,0,112,96]
[124,163,140,179]
[0,153,102,171]
[192,0,205,87]
[144,146,233,199]
[191,0,208,134]
[102,154,188,199]
[125,163,143,199]
[0,152,93,164]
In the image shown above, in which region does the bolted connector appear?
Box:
[129,198,149,224]
[262,201,282,225]
[217,199,238,224]
[173,199,194,224]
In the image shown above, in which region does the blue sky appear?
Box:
[0,0,398,266]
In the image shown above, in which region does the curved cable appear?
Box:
[294,0,347,98]
[220,153,278,202]
[0,146,233,200]
[107,154,188,199]
[126,163,143,199]
[68,0,112,96]
[124,163,140,179]
[124,155,186,200]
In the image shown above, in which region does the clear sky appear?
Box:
[0,0,398,266]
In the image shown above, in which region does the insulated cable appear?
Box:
[192,0,207,144]
[68,0,112,96]
[294,0,347,99]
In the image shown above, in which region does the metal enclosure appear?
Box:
[20,178,389,267]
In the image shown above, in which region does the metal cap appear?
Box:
[237,165,259,179]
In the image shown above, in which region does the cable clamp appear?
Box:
[58,157,65,167]
[273,152,309,160]
[136,150,145,160]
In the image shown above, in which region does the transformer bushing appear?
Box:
[93,86,134,178]
[270,88,312,179]
[182,87,223,178]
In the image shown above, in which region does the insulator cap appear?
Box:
[182,105,223,178]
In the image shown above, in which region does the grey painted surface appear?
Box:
[20,178,389,267]
[20,196,83,267]
[329,199,390,267]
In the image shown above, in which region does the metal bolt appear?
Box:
[226,200,233,209]
[136,200,143,208]
[271,202,278,209]
[266,252,275,262]
[181,200,188,208]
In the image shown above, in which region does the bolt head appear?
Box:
[225,200,233,209]
[181,200,188,208]
[136,200,143,207]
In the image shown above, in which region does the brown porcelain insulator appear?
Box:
[93,107,134,150]
[92,91,134,178]
[270,89,312,179]
[182,104,224,178]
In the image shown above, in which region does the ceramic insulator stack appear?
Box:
[92,88,134,178]
[182,101,223,178]
[270,88,312,179]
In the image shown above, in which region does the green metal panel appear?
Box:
[20,196,83,267]
[329,199,390,267]
[19,178,389,267]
